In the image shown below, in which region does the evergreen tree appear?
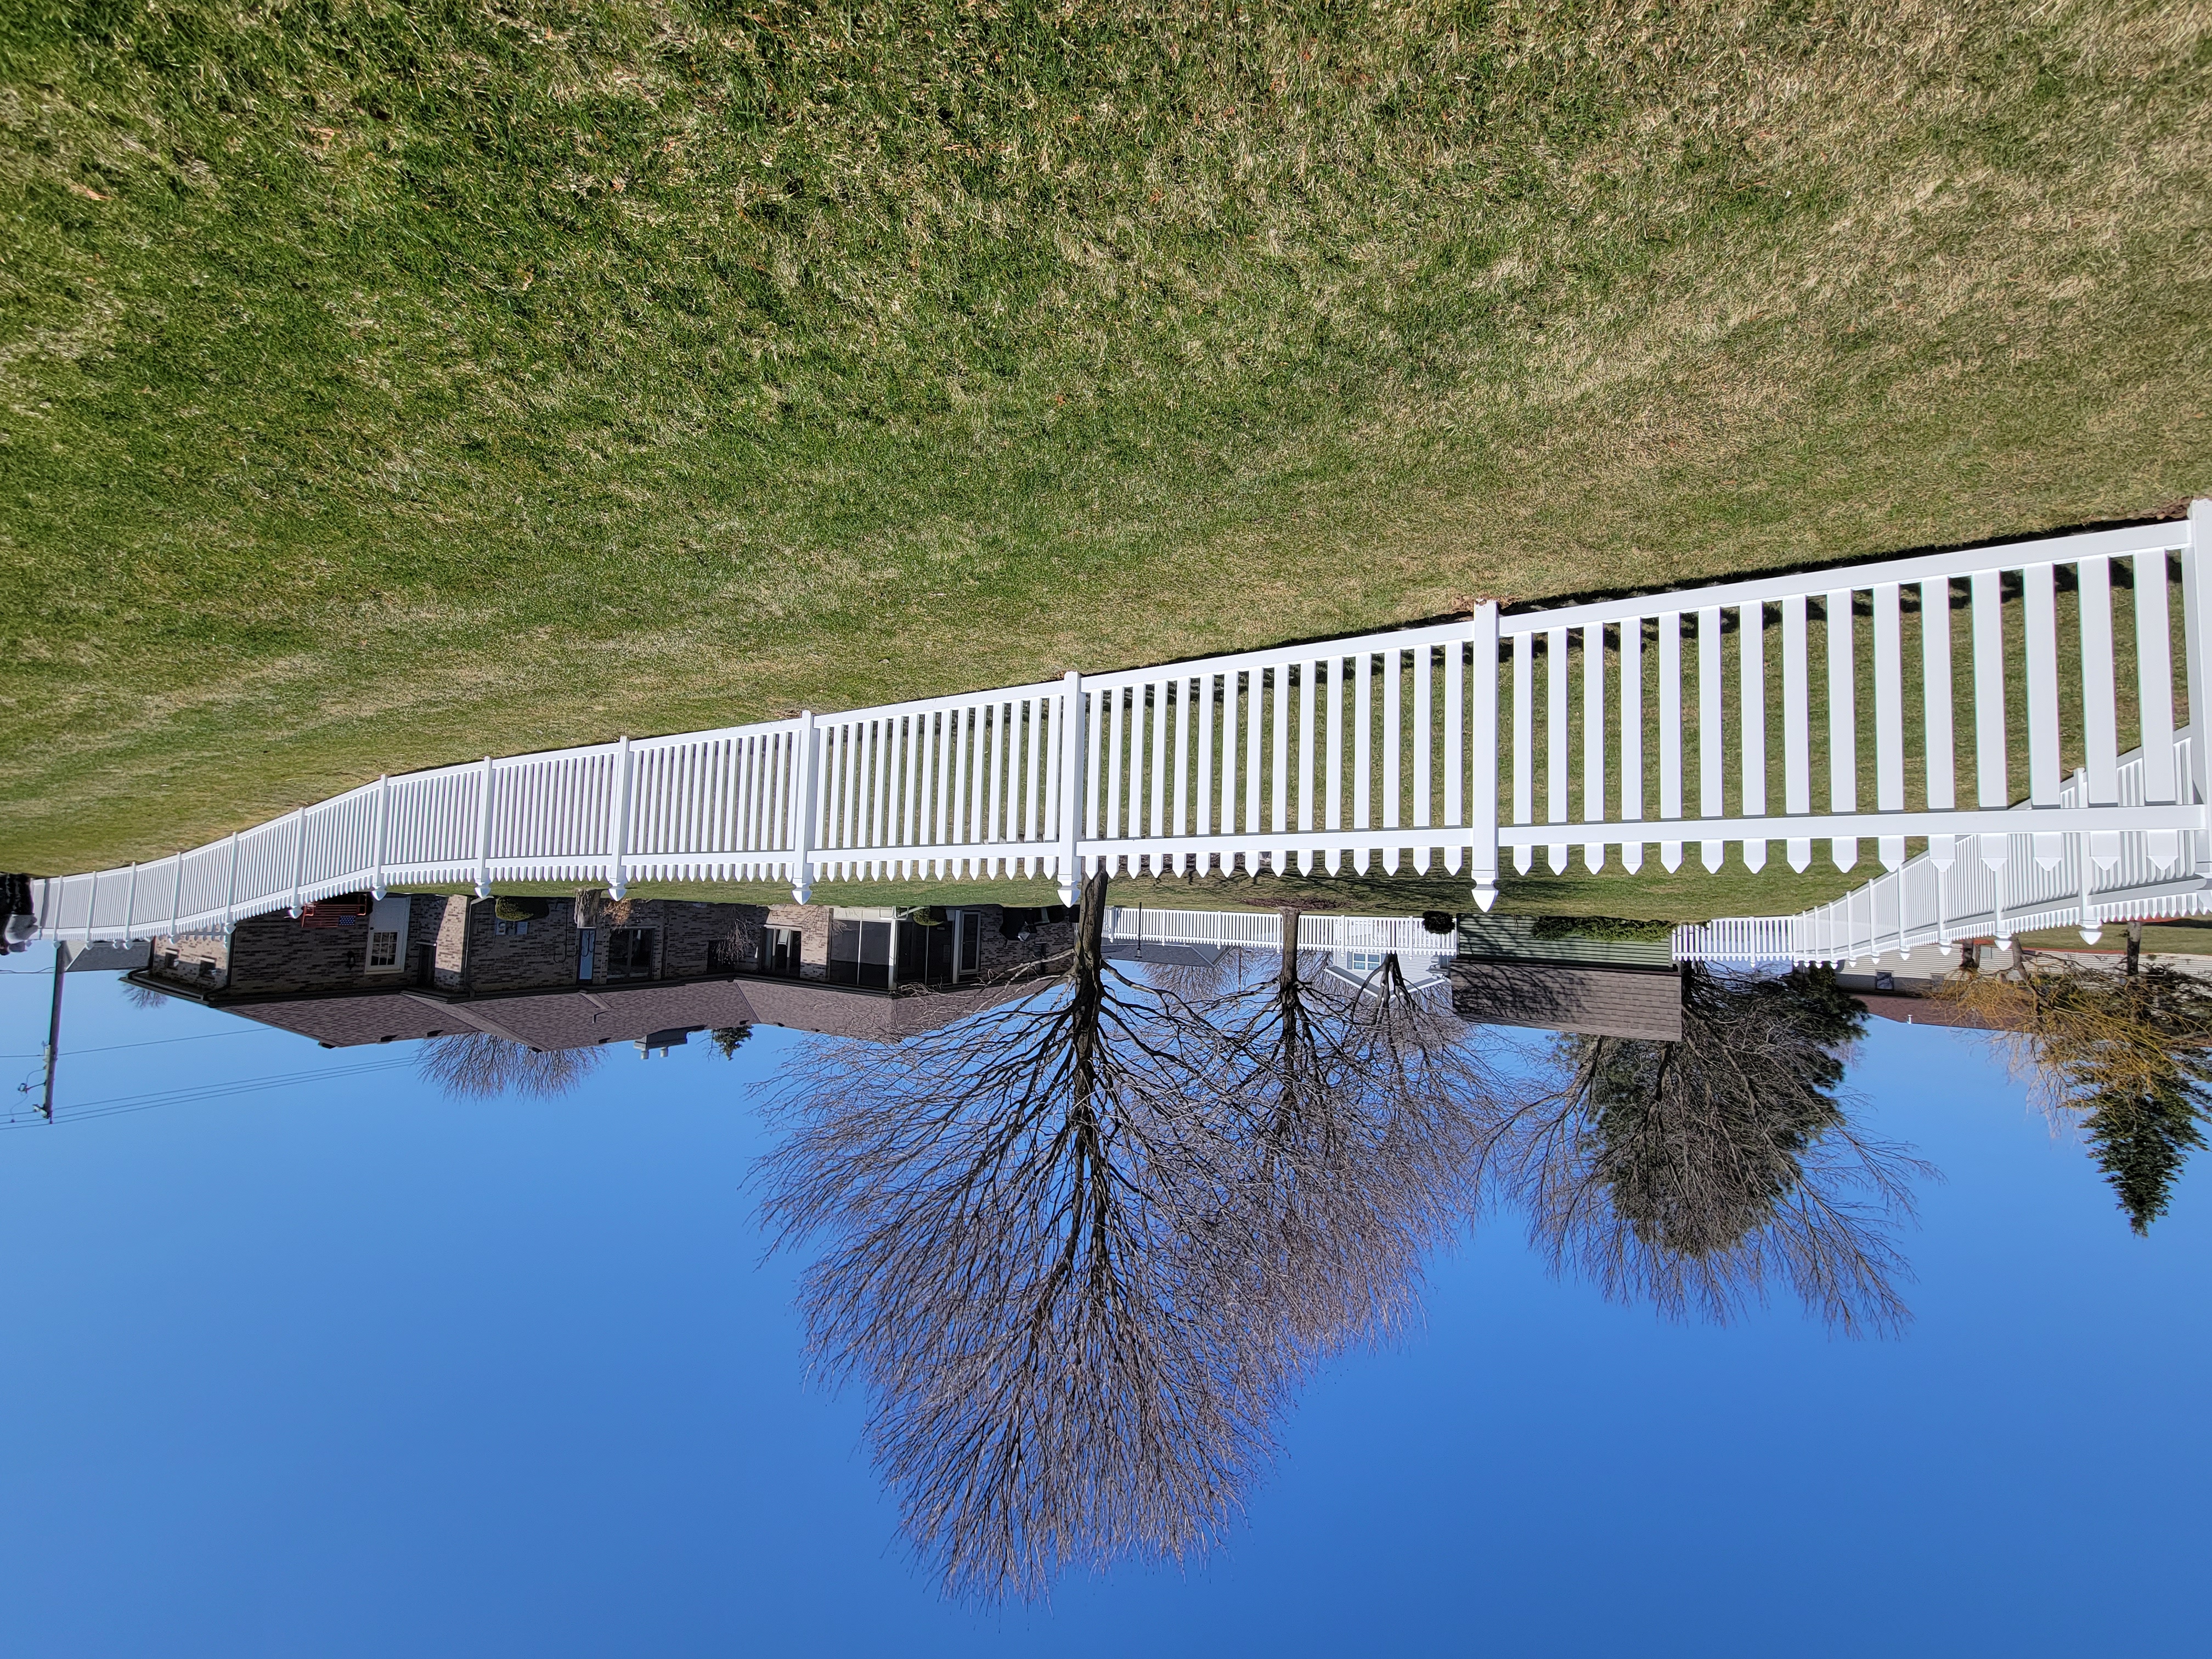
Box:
[1940,954,2212,1234]
[2083,1079,2208,1235]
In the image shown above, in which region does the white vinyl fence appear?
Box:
[34,504,2212,947]
[1676,729,2212,964]
[1101,907,1454,956]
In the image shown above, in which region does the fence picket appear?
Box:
[1740,602,1766,873]
[1514,632,1533,873]
[2078,555,2120,871]
[1381,648,1401,872]
[2025,562,2064,867]
[1297,663,1317,861]
[1699,605,1724,872]
[1547,625,1570,873]
[1874,582,1905,870]
[1783,593,1811,871]
[1922,577,1955,870]
[1826,589,1859,871]
[1582,623,1606,872]
[1620,617,1643,873]
[1660,611,1683,872]
[1444,637,1464,862]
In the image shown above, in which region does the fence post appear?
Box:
[2186,500,2212,873]
[1468,603,1500,911]
[1058,669,1084,905]
[372,775,391,900]
[167,854,183,943]
[84,870,99,946]
[606,737,633,899]
[287,805,308,917]
[122,862,138,943]
[792,712,818,904]
[223,832,240,938]
[475,757,495,899]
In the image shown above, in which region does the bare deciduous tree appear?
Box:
[1475,967,1926,1335]
[1200,925,1494,1359]
[416,1032,602,1099]
[1134,943,1254,1005]
[757,871,1290,1602]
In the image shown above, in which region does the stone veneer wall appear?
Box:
[764,903,832,980]
[432,894,471,989]
[968,907,1078,983]
[149,931,230,989]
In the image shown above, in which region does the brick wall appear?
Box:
[455,896,771,992]
[653,901,767,977]
[466,899,588,993]
[146,894,437,998]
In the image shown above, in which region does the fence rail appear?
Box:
[34,503,2212,947]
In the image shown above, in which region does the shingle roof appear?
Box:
[1852,989,2029,1031]
[201,973,1042,1049]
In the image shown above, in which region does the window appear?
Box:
[1344,950,1385,975]
[829,918,893,988]
[764,927,802,978]
[607,927,657,980]
[577,928,596,982]
[367,931,400,970]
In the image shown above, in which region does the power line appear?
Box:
[0,1029,286,1061]
[3,1058,421,1131]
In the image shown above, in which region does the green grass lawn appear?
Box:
[2017,917,2212,957]
[413,851,1886,924]
[4,2,2209,892]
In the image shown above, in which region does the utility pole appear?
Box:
[40,943,64,1122]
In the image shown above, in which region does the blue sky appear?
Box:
[0,956,2203,1657]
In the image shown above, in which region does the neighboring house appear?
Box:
[1316,942,1453,1000]
[137,896,1075,999]
[187,973,1054,1053]
[1096,907,1677,1039]
[1449,914,1684,1042]
[128,895,1081,1052]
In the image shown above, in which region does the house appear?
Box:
[128,895,1081,1051]
[1449,915,1685,1042]
[166,972,1056,1053]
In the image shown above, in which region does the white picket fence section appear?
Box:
[1103,907,1285,951]
[1678,729,2212,964]
[1101,907,1453,956]
[32,504,2212,947]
